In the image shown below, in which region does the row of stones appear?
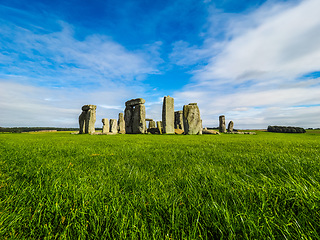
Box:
[101,113,125,134]
[79,97,229,135]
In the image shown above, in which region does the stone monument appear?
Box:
[110,119,118,133]
[174,110,184,131]
[148,120,156,129]
[124,98,146,134]
[227,121,234,132]
[183,103,202,135]
[79,105,96,134]
[102,118,109,134]
[156,121,162,134]
[219,115,226,133]
[162,96,174,134]
[118,113,125,134]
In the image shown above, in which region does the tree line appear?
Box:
[267,126,306,133]
[0,127,104,133]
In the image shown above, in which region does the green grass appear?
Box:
[0,131,320,239]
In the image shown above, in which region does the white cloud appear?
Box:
[0,12,166,127]
[0,81,138,127]
[171,0,320,128]
[174,86,320,128]
[0,20,161,88]
[198,0,320,83]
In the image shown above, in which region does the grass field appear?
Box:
[1,131,320,239]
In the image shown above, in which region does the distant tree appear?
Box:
[267,125,305,133]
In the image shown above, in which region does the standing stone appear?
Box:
[125,98,146,134]
[79,111,87,134]
[174,110,184,131]
[145,119,152,133]
[162,96,174,134]
[132,104,146,134]
[118,113,125,134]
[227,121,234,132]
[79,105,96,134]
[149,120,156,129]
[219,115,226,133]
[102,118,109,134]
[156,121,162,134]
[124,105,133,133]
[183,103,202,135]
[110,119,118,133]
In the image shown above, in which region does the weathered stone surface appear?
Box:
[148,120,156,129]
[175,129,184,134]
[183,103,202,135]
[109,119,118,133]
[162,96,174,134]
[79,105,96,134]
[145,118,153,121]
[124,98,146,134]
[174,110,184,131]
[227,121,234,132]
[202,128,220,135]
[102,118,109,134]
[118,113,125,134]
[125,98,145,107]
[124,105,133,133]
[219,115,226,133]
[79,111,86,134]
[233,132,256,135]
[132,103,146,134]
[156,121,162,134]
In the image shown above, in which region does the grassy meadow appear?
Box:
[0,131,320,239]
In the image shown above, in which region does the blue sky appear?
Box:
[1,0,320,128]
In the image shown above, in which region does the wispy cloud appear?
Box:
[199,0,320,84]
[0,81,142,127]
[0,12,161,88]
[172,0,320,128]
[0,6,165,127]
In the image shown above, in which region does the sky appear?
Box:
[0,0,320,129]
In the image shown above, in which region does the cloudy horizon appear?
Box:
[1,0,319,129]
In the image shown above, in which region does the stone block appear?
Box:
[162,96,174,134]
[110,119,118,133]
[183,103,202,135]
[102,118,109,134]
[219,115,226,133]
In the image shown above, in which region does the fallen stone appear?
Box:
[174,129,184,134]
[202,129,220,135]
